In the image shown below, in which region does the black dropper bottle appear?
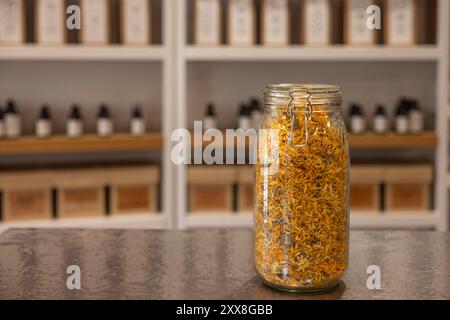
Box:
[132,104,143,119]
[238,103,251,130]
[36,105,52,138]
[349,103,365,134]
[203,103,217,130]
[5,99,21,138]
[5,99,17,115]
[39,105,51,119]
[373,104,388,134]
[97,104,113,137]
[98,104,110,119]
[395,99,409,134]
[206,103,216,117]
[131,104,145,136]
[67,104,83,138]
[69,104,82,120]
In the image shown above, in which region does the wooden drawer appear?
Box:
[350,166,383,212]
[384,165,432,212]
[188,166,236,213]
[108,165,159,215]
[236,166,254,214]
[0,170,53,221]
[54,168,107,218]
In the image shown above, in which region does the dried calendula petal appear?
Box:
[255,104,349,292]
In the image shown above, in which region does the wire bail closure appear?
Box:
[286,88,313,147]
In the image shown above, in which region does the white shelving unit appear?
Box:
[0,0,176,232]
[0,0,449,231]
[175,0,450,231]
[184,46,441,61]
[0,45,167,61]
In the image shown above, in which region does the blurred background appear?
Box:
[0,0,448,231]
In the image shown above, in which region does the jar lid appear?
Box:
[264,83,342,108]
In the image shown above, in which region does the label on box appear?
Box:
[262,0,289,45]
[195,0,221,45]
[81,0,108,44]
[36,0,65,44]
[0,0,24,44]
[303,0,330,45]
[346,0,374,45]
[122,0,150,45]
[386,0,415,45]
[228,0,254,45]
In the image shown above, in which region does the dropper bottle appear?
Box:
[36,104,52,138]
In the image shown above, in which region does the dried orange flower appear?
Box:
[255,108,349,292]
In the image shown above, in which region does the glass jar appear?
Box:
[255,84,349,292]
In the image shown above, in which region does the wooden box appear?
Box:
[261,0,290,46]
[384,0,417,46]
[343,0,377,46]
[226,0,256,46]
[301,0,332,46]
[35,0,66,45]
[236,165,254,213]
[188,166,236,213]
[0,170,53,221]
[54,168,107,218]
[80,0,110,45]
[193,0,221,46]
[120,0,151,45]
[0,0,25,45]
[384,165,432,212]
[108,165,159,215]
[350,165,383,211]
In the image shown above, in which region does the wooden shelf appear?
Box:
[0,133,163,155]
[192,131,437,149]
[349,131,437,149]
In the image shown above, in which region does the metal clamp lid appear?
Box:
[286,88,313,148]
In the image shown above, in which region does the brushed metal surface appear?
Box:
[0,229,449,299]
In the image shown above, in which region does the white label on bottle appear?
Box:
[387,0,415,45]
[228,0,254,45]
[131,118,146,136]
[97,119,113,137]
[262,0,289,46]
[195,0,221,45]
[0,121,4,137]
[347,0,374,45]
[81,0,108,44]
[351,116,366,134]
[396,116,409,134]
[0,0,24,44]
[5,114,21,138]
[36,119,51,138]
[373,116,388,134]
[409,110,423,133]
[238,116,251,130]
[304,0,330,45]
[122,0,149,44]
[36,0,65,44]
[67,120,83,138]
[251,110,263,130]
[203,116,217,130]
